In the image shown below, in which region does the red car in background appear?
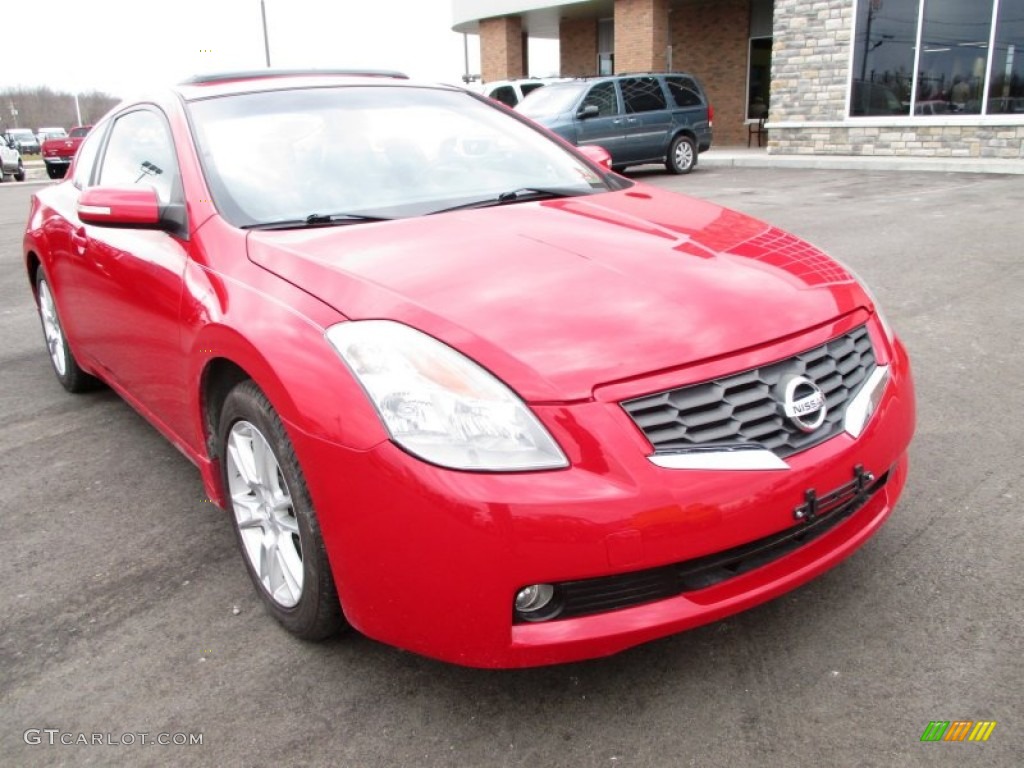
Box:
[23,71,915,668]
[42,125,92,179]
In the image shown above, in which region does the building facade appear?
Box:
[452,0,1024,158]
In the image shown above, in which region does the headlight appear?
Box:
[836,260,895,346]
[325,320,568,472]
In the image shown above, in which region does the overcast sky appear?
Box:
[1,0,557,97]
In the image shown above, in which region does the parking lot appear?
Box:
[2,166,1021,767]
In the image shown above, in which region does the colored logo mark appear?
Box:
[920,721,997,742]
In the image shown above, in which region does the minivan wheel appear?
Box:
[666,135,697,174]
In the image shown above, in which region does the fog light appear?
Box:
[515,584,555,614]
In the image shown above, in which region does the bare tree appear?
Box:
[0,86,120,132]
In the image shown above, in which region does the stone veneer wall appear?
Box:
[769,0,1024,158]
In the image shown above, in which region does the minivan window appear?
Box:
[516,83,587,117]
[665,76,703,108]
[621,77,667,113]
[490,85,517,108]
[582,81,619,117]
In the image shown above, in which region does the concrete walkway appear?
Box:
[699,146,1024,174]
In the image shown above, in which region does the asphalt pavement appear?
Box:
[1,167,1021,767]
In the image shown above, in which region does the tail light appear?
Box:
[708,104,714,127]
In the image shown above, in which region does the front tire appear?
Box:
[666,135,697,174]
[219,380,345,641]
[35,270,99,392]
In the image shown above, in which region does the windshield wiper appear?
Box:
[428,187,593,215]
[242,213,393,230]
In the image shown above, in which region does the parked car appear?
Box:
[914,100,951,116]
[1,134,26,181]
[24,70,914,668]
[987,96,1024,114]
[42,125,92,179]
[5,127,40,154]
[517,73,713,173]
[477,78,556,108]
[850,80,905,116]
[37,126,68,143]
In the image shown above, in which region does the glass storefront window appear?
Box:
[851,0,918,115]
[851,0,1024,117]
[988,0,1024,114]
[918,0,995,114]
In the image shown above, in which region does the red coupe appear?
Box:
[23,70,915,667]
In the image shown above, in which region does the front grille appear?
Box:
[621,325,876,458]
[515,468,890,623]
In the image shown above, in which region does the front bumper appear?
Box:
[288,319,915,667]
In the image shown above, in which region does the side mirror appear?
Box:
[78,187,163,228]
[577,145,612,170]
[577,104,600,119]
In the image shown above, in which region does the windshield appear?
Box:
[187,86,609,227]
[516,83,587,118]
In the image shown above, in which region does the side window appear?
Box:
[581,81,619,117]
[621,77,668,113]
[665,76,704,108]
[520,83,545,99]
[489,86,517,108]
[72,128,105,189]
[98,109,180,205]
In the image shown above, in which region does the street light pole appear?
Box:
[261,0,271,67]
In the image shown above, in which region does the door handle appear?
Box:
[612,118,624,125]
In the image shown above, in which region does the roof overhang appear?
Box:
[452,0,614,38]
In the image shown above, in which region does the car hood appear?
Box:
[247,186,868,402]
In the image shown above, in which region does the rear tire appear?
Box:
[219,380,346,641]
[666,135,697,175]
[47,166,63,180]
[35,270,99,393]
[14,160,25,182]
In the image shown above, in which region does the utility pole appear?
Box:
[261,0,272,67]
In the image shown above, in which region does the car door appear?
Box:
[74,107,193,438]
[573,80,627,160]
[618,76,673,163]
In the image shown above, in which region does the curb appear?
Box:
[698,150,1024,175]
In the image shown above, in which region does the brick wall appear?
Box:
[615,0,670,73]
[671,0,751,147]
[560,17,598,77]
[480,16,524,83]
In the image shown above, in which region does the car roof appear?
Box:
[173,69,456,102]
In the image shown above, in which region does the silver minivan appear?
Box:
[517,73,713,174]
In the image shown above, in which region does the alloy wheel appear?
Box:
[38,280,67,376]
[225,420,304,608]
